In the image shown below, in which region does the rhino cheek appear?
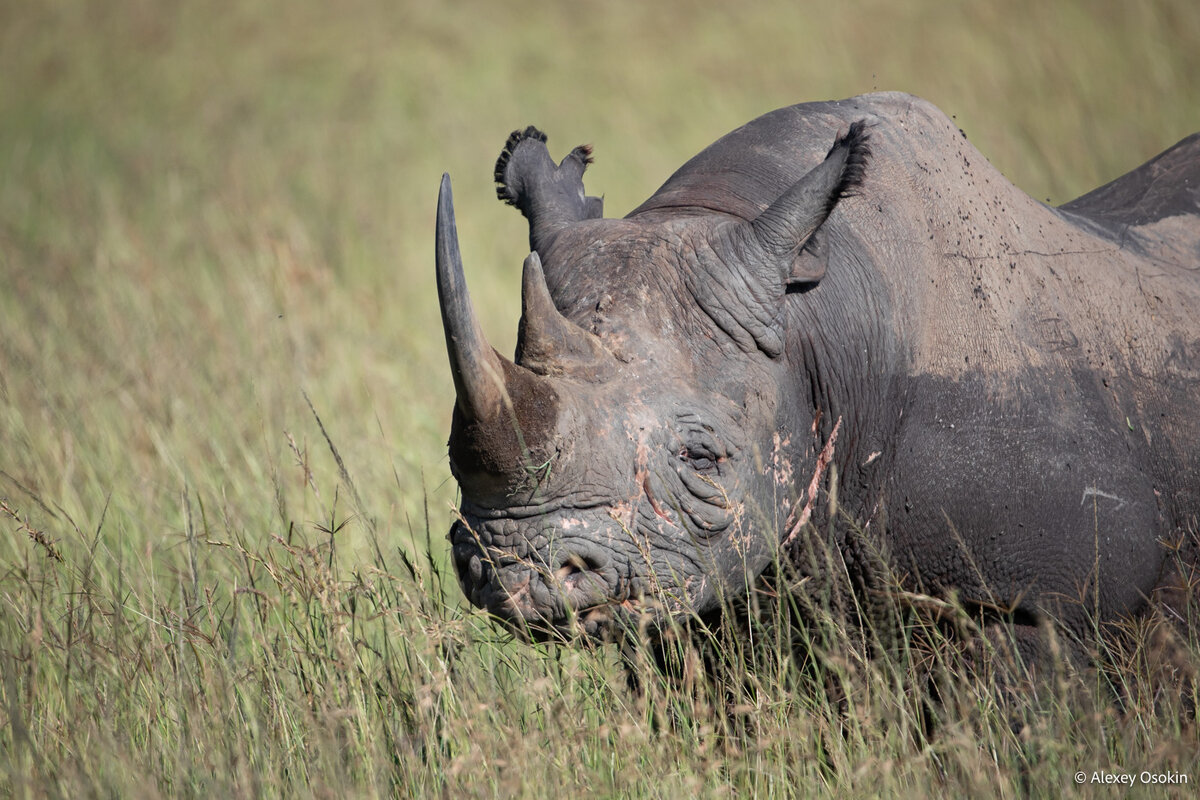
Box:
[672,469,736,536]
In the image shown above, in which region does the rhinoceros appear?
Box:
[435,92,1200,654]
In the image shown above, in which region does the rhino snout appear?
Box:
[450,520,621,638]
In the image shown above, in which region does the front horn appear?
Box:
[435,173,513,423]
[437,175,566,497]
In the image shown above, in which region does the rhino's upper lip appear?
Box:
[450,518,642,633]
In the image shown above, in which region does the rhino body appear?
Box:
[436,92,1200,648]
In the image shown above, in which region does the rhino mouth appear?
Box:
[449,518,636,640]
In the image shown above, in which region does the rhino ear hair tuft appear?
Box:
[824,120,873,212]
[495,126,549,206]
[747,118,873,290]
[494,125,605,254]
[567,143,594,168]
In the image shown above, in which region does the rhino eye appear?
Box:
[679,441,721,472]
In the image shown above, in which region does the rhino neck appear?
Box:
[774,222,908,531]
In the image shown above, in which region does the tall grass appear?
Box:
[1,0,1198,796]
[3,462,1196,797]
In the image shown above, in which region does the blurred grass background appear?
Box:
[2,0,1197,555]
[1,0,1198,796]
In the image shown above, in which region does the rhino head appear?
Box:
[437,122,870,640]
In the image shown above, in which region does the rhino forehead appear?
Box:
[535,222,696,338]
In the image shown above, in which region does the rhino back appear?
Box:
[1059,131,1200,230]
[628,94,893,221]
[639,91,1200,425]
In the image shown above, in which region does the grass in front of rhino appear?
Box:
[2,0,1200,796]
[3,456,1197,797]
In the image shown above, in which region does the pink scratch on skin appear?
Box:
[782,415,842,548]
[504,577,533,615]
[771,431,795,519]
[607,501,635,539]
[771,432,794,490]
[632,437,650,531]
[632,434,671,522]
[642,477,670,520]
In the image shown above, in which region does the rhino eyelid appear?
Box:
[678,442,724,471]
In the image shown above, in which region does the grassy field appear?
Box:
[1,0,1199,796]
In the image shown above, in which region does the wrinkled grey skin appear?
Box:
[436,92,1200,648]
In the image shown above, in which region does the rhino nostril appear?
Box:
[554,556,587,583]
[552,550,611,600]
[554,549,607,578]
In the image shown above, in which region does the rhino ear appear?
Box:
[495,127,604,254]
[747,120,871,289]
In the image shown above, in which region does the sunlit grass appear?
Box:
[1,0,1198,796]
